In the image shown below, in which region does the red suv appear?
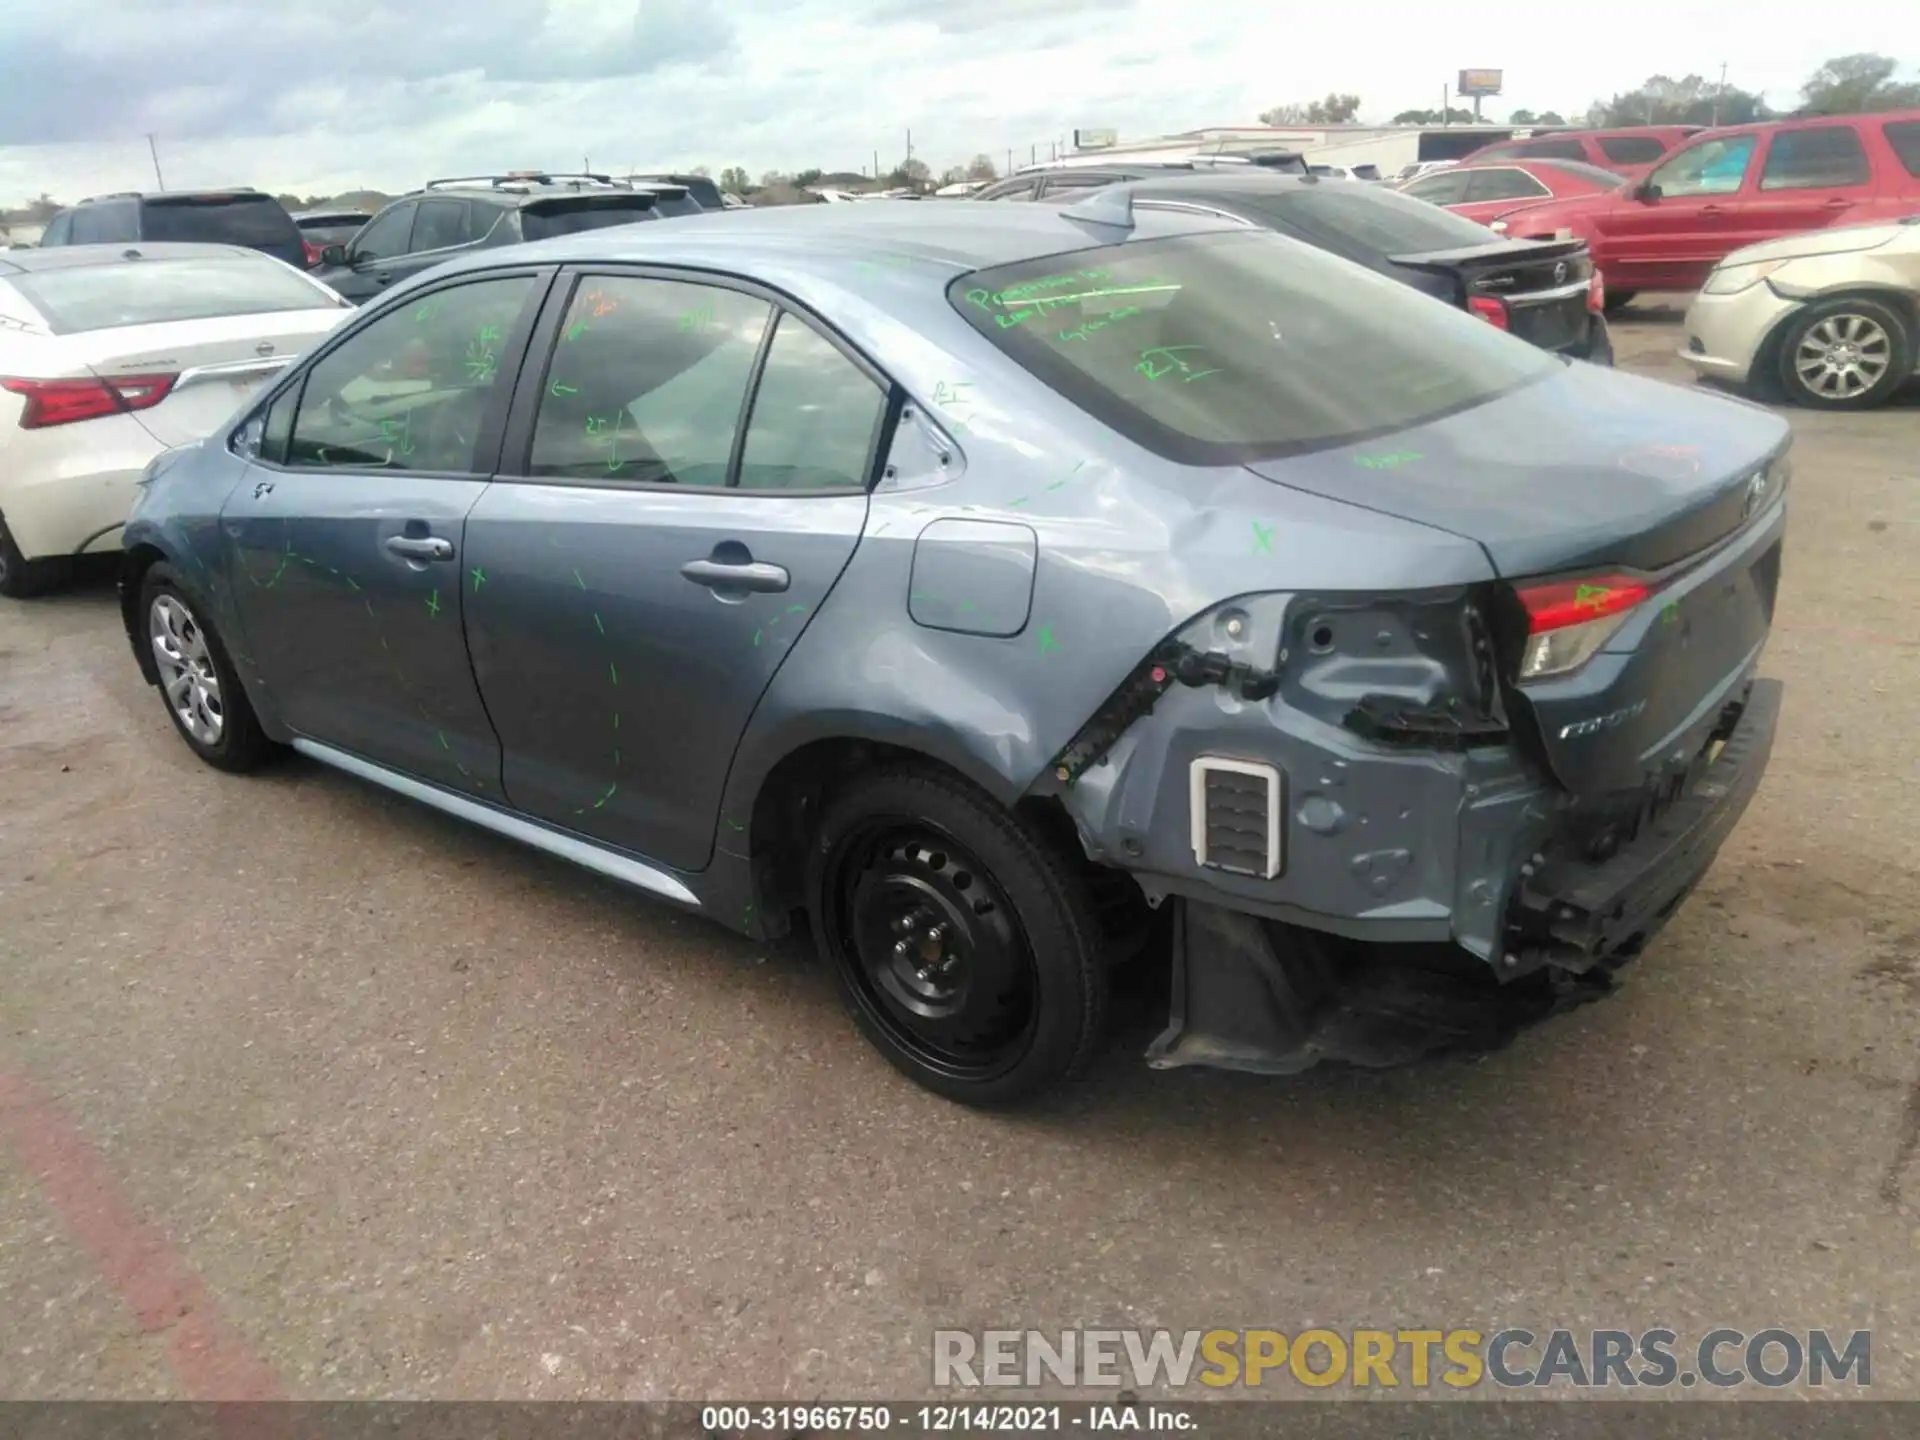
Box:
[1502,112,1920,305]
[1456,125,1702,179]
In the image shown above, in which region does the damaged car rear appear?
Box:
[901,204,1788,1098]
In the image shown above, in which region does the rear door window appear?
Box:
[1884,120,1920,178]
[1759,126,1872,191]
[527,276,771,486]
[736,314,888,492]
[950,229,1556,466]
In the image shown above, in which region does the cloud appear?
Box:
[1,0,1912,208]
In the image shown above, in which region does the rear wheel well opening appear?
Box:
[747,739,947,939]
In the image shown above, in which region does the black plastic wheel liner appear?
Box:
[1145,900,1561,1076]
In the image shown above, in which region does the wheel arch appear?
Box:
[118,541,170,686]
[727,723,1088,939]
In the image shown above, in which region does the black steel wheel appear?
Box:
[808,768,1107,1106]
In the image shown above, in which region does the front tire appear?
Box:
[806,767,1108,1106]
[1776,297,1913,410]
[139,564,278,772]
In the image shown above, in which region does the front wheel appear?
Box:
[806,768,1109,1106]
[1777,297,1913,410]
[140,564,279,772]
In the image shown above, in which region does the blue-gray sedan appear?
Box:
[117,197,1790,1105]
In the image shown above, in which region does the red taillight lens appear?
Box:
[1588,268,1606,314]
[0,373,178,430]
[302,239,324,267]
[1513,574,1653,680]
[1467,294,1510,329]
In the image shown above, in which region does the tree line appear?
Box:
[1259,51,1918,131]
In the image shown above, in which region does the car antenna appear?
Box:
[1058,186,1134,234]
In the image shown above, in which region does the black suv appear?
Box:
[311,173,676,304]
[39,189,306,269]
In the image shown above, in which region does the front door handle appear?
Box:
[1699,204,1724,217]
[386,535,454,562]
[1821,197,1851,208]
[680,558,790,593]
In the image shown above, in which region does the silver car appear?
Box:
[117,199,1790,1105]
[1682,215,1920,409]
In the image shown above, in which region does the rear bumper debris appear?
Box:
[1505,676,1781,972]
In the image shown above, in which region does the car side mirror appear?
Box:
[1633,180,1662,202]
[320,244,348,266]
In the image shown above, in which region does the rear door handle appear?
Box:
[1699,204,1724,217]
[680,558,790,593]
[1821,197,1852,208]
[386,535,454,561]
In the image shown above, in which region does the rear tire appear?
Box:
[0,514,70,598]
[806,766,1109,1107]
[1775,296,1912,411]
[1601,290,1639,316]
[139,563,278,773]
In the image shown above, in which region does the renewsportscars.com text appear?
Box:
[932,1327,1872,1390]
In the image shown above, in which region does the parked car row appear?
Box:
[32,171,743,288]
[979,166,1614,362]
[60,192,1791,1106]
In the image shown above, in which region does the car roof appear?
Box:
[0,241,261,275]
[293,209,371,221]
[424,197,1236,282]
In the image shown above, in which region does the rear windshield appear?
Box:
[1230,182,1503,255]
[637,190,702,218]
[1537,159,1629,187]
[7,255,341,335]
[142,195,300,248]
[520,199,660,240]
[949,229,1556,465]
[297,213,369,230]
[641,175,724,209]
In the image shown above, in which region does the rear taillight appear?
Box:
[0,373,178,430]
[1514,574,1652,680]
[1467,294,1510,329]
[1588,268,1606,314]
[302,239,324,267]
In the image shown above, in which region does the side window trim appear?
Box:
[246,266,556,480]
[497,262,902,494]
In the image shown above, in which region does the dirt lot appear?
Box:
[2,301,1918,1402]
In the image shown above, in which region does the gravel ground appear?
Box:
[2,300,1917,1402]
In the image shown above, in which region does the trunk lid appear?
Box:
[1244,362,1792,795]
[1391,236,1594,354]
[86,310,345,446]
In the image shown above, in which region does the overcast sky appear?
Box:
[0,0,1912,205]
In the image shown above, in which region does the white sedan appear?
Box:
[0,243,351,596]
